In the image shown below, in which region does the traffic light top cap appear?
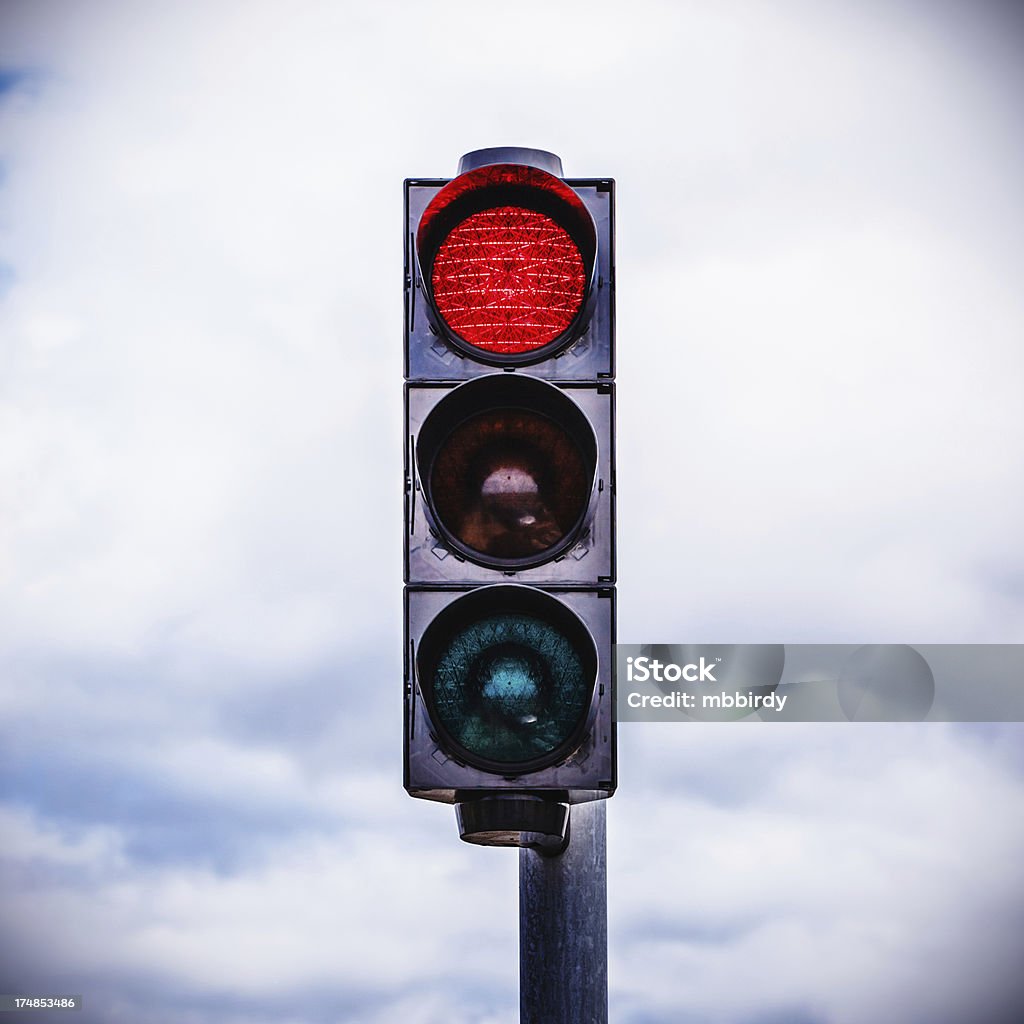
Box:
[457,147,563,176]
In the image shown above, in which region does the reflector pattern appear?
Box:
[431,612,589,765]
[431,206,585,354]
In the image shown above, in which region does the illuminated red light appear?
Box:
[431,206,586,355]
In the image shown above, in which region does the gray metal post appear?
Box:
[519,801,608,1024]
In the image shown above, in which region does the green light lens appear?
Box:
[431,612,590,766]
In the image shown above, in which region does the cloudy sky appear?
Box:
[2,1,1023,1021]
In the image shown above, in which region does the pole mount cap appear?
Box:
[456,794,569,853]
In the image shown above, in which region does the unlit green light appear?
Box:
[432,612,589,765]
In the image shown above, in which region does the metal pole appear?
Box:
[519,801,608,1024]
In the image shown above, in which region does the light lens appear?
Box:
[429,407,590,562]
[430,206,585,354]
[431,612,590,766]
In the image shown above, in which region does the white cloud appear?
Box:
[610,724,1024,1023]
[1,799,518,1012]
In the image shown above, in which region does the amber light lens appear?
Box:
[430,206,586,355]
[429,407,590,563]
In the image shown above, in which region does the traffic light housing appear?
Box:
[404,148,616,849]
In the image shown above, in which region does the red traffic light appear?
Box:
[431,205,585,355]
[416,164,598,365]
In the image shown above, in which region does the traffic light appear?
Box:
[404,148,615,849]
